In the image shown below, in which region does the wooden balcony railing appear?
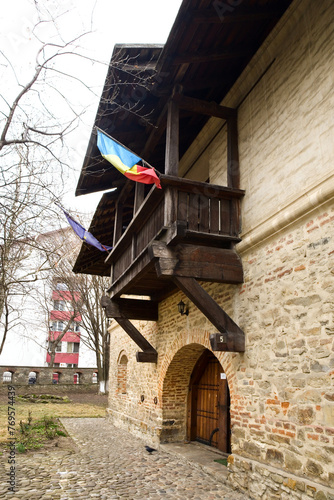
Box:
[106,175,244,286]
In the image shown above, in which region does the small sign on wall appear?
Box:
[209,332,228,351]
[220,373,227,379]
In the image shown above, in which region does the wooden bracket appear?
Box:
[173,276,245,352]
[149,241,243,284]
[101,296,157,362]
[115,318,158,363]
[101,296,158,321]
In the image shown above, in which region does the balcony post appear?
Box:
[227,114,239,189]
[165,99,179,176]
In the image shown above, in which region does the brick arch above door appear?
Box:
[158,328,236,398]
[158,329,236,444]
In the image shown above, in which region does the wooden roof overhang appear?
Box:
[75,0,293,198]
[74,0,293,274]
[73,0,293,361]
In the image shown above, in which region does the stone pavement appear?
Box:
[0,418,250,499]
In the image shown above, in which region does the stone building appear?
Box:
[74,0,334,497]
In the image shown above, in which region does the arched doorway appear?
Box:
[188,350,230,453]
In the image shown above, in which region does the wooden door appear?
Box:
[189,351,230,452]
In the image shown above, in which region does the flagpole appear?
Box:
[95,126,161,178]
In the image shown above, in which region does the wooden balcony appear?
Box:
[106,175,245,301]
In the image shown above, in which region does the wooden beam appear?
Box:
[165,99,179,176]
[150,242,243,284]
[141,103,168,160]
[101,296,159,321]
[172,47,251,65]
[173,94,236,120]
[227,115,240,189]
[191,6,283,24]
[173,276,245,352]
[113,200,124,246]
[115,318,158,363]
[136,351,158,363]
[209,333,228,351]
[113,179,133,246]
[134,183,145,214]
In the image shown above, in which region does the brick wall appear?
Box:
[106,1,334,498]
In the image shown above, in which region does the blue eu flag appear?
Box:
[61,207,112,252]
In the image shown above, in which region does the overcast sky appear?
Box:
[0,0,183,366]
[0,0,183,215]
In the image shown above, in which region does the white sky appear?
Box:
[0,0,183,216]
[0,0,183,367]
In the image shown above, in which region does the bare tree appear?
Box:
[0,2,98,353]
[34,226,110,393]
[0,0,157,357]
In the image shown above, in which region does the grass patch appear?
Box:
[14,411,68,453]
[0,399,106,444]
[214,458,228,466]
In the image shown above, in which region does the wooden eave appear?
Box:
[75,0,293,198]
[73,0,294,361]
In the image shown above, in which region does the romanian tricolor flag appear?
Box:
[97,129,161,189]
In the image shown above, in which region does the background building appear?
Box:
[0,228,96,369]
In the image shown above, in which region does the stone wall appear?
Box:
[0,366,98,393]
[106,0,334,498]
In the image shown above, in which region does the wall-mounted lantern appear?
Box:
[177,300,189,316]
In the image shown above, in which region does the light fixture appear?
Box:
[177,300,189,316]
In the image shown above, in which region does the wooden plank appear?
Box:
[164,223,240,247]
[113,201,124,246]
[164,185,178,227]
[218,376,229,452]
[159,175,245,199]
[230,198,240,236]
[172,47,252,66]
[173,93,237,120]
[173,276,245,352]
[220,199,231,234]
[199,195,210,232]
[187,193,199,231]
[191,6,282,24]
[108,249,155,298]
[165,99,179,176]
[227,116,240,189]
[116,318,157,363]
[136,351,158,363]
[178,191,188,221]
[210,198,220,234]
[101,296,159,321]
[151,242,243,284]
[134,183,145,214]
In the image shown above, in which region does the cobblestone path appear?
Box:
[1,418,250,499]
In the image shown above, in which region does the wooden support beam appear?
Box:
[165,99,179,176]
[227,115,240,189]
[191,6,283,24]
[101,296,158,321]
[113,180,133,246]
[134,183,145,214]
[172,47,251,65]
[173,276,245,352]
[141,103,168,160]
[209,333,228,351]
[173,94,236,120]
[150,242,243,284]
[115,318,158,363]
[113,200,124,246]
